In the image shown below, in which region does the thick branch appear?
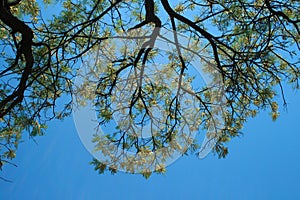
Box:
[0,0,34,118]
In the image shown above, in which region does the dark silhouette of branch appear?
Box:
[0,0,34,118]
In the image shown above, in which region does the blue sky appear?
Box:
[0,85,300,199]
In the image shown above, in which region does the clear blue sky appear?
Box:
[0,85,300,200]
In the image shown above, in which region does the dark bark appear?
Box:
[0,0,34,118]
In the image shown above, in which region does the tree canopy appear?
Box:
[0,0,299,178]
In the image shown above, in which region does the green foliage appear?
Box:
[1,0,300,178]
[90,158,107,174]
